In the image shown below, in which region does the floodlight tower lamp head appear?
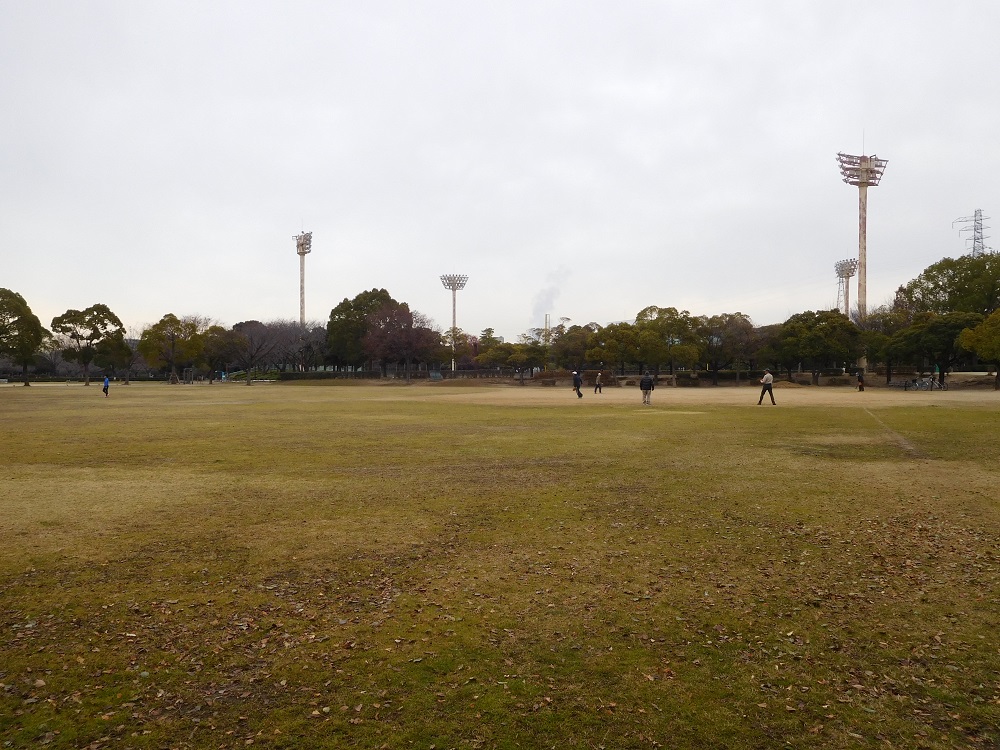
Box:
[440,274,469,291]
[834,259,859,279]
[295,231,313,256]
[836,153,887,186]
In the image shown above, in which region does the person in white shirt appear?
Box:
[758,368,775,405]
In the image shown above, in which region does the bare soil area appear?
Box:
[414,379,1000,409]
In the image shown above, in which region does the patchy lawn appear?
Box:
[2,383,999,749]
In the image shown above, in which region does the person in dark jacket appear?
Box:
[857,370,865,392]
[639,371,654,405]
[572,371,583,398]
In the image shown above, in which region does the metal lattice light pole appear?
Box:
[440,274,468,372]
[836,152,887,319]
[295,232,312,328]
[834,258,859,317]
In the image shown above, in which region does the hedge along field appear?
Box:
[1,382,999,750]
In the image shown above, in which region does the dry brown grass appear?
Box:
[1,382,999,749]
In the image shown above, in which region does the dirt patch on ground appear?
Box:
[412,381,1000,409]
[803,434,883,445]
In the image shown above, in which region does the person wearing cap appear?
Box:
[594,371,603,394]
[572,371,583,398]
[639,370,654,405]
[758,368,775,405]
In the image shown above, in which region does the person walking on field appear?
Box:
[102,375,110,398]
[572,371,583,398]
[857,370,865,392]
[758,368,775,405]
[639,371,654,405]
[594,371,602,394]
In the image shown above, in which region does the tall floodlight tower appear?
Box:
[834,258,859,317]
[440,274,468,372]
[953,209,992,257]
[836,152,888,319]
[294,232,313,328]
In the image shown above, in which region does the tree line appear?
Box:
[3,252,999,387]
[0,301,328,386]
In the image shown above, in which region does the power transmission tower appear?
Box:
[953,209,992,257]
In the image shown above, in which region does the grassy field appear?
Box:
[1,381,999,749]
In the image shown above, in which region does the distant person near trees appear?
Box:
[639,371,654,405]
[594,371,602,394]
[572,371,583,398]
[758,368,775,405]
[102,375,110,398]
[857,370,865,391]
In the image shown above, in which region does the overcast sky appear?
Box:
[3,1,999,341]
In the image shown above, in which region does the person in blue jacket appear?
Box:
[102,375,110,398]
[572,371,583,398]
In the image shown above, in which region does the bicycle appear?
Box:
[911,376,948,391]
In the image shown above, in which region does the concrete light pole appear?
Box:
[295,232,312,328]
[836,153,887,319]
[439,274,468,372]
